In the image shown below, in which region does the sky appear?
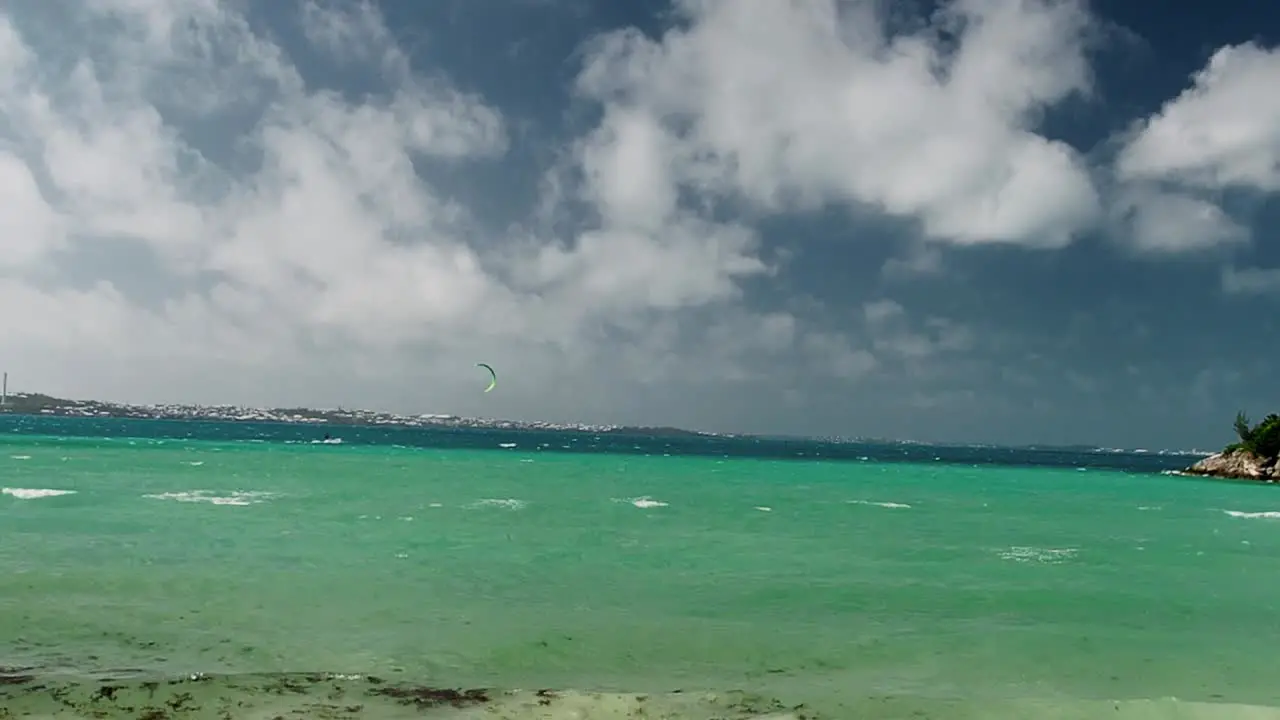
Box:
[0,0,1277,449]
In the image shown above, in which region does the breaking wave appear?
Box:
[143,490,277,506]
[1,487,76,500]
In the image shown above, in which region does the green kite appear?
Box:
[476,363,496,393]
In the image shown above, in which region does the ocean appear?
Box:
[3,415,1280,719]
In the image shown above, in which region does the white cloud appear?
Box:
[1111,42,1280,253]
[0,151,66,267]
[1117,43,1280,192]
[300,0,391,66]
[0,0,1261,430]
[574,0,1102,248]
[579,107,676,231]
[0,0,798,417]
[1110,185,1248,253]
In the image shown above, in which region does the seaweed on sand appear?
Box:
[369,684,491,709]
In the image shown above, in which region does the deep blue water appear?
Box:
[0,413,1201,473]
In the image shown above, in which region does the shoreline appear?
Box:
[1179,448,1280,483]
[4,670,1280,719]
[0,392,714,439]
[0,391,1219,456]
[0,670,802,719]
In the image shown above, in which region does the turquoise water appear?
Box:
[3,421,1280,718]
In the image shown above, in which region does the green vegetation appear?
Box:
[1227,411,1280,459]
[0,392,70,414]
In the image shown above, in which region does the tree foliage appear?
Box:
[1229,411,1280,459]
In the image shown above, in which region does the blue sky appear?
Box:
[0,0,1276,449]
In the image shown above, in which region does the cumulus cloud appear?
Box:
[0,0,1272,434]
[574,0,1102,248]
[1112,41,1280,255]
[1108,185,1248,254]
[0,0,796,418]
[1117,42,1280,192]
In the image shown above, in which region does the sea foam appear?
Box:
[848,499,912,509]
[1224,510,1280,520]
[143,490,277,506]
[1,487,76,499]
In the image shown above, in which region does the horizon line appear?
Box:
[0,389,1214,457]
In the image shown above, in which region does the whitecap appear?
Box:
[185,461,205,467]
[848,499,912,509]
[754,506,773,512]
[498,442,517,448]
[143,490,277,506]
[613,496,668,509]
[998,546,1078,564]
[468,498,526,510]
[2,487,76,499]
[9,455,31,460]
[1224,510,1280,520]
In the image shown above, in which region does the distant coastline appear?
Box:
[0,391,1219,458]
[0,392,713,438]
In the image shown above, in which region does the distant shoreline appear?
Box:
[0,392,713,439]
[0,391,1222,457]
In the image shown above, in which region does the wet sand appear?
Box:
[5,669,1280,720]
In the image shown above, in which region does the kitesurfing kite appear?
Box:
[476,363,497,393]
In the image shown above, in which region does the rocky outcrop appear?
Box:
[1182,448,1279,482]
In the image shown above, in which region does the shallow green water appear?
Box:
[3,432,1280,717]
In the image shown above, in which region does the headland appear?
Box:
[1181,411,1280,482]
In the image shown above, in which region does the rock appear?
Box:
[1183,448,1279,482]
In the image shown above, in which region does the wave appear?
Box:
[612,496,668,509]
[847,499,912,509]
[142,490,277,506]
[997,546,1078,564]
[467,498,526,510]
[1224,510,1280,520]
[1,487,76,499]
